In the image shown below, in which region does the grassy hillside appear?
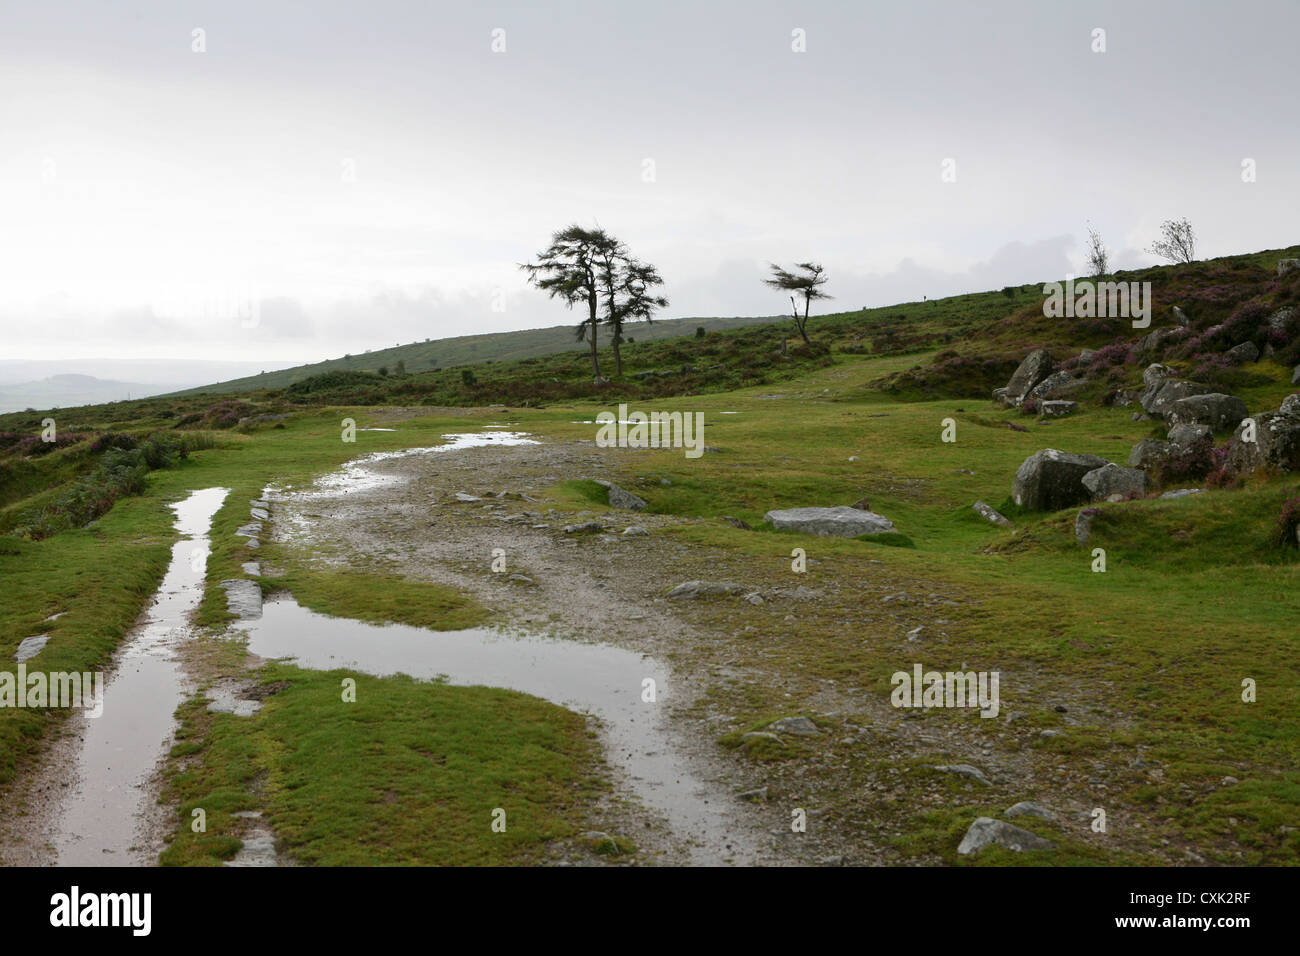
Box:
[167,312,788,397]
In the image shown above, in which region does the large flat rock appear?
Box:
[764,506,897,537]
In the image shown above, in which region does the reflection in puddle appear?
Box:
[306,431,538,496]
[239,597,754,865]
[49,486,229,866]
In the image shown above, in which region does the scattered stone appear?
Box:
[1028,370,1087,401]
[507,574,533,584]
[622,525,649,536]
[1280,393,1300,418]
[1159,488,1204,500]
[1230,412,1300,472]
[1138,327,1186,354]
[1082,463,1148,500]
[957,817,1055,855]
[737,787,769,803]
[234,521,262,538]
[1221,776,1239,786]
[1039,400,1078,418]
[666,580,742,599]
[15,634,50,662]
[1225,341,1260,364]
[562,521,604,534]
[906,626,925,642]
[1012,449,1110,511]
[1003,349,1055,405]
[454,492,482,503]
[849,497,872,511]
[744,592,764,605]
[593,479,648,511]
[1129,438,1174,469]
[1278,258,1300,276]
[1167,423,1211,446]
[1140,377,1213,418]
[219,579,263,620]
[992,386,1009,403]
[769,716,820,736]
[1074,508,1099,546]
[780,585,824,601]
[249,507,270,522]
[1292,365,1300,385]
[224,832,277,867]
[249,499,270,510]
[719,516,751,530]
[1004,801,1057,822]
[1172,305,1191,326]
[740,731,782,748]
[1166,393,1248,431]
[764,505,897,537]
[933,764,991,785]
[1039,729,1063,738]
[1143,363,1173,389]
[241,562,260,576]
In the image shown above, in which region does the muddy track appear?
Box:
[266,431,1136,865]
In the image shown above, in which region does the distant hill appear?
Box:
[0,373,170,414]
[166,313,783,396]
[0,359,300,413]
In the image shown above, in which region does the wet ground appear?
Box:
[1,487,228,866]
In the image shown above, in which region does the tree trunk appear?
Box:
[587,293,602,381]
[799,294,811,344]
[611,331,623,378]
[790,295,809,344]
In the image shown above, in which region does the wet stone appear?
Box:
[15,634,50,663]
[220,579,263,620]
[769,716,820,736]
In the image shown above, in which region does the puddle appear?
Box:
[237,598,755,865]
[46,486,228,866]
[305,432,538,496]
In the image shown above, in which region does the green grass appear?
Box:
[161,663,603,866]
[268,568,489,631]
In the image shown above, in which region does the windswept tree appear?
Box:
[763,262,831,343]
[601,256,667,377]
[1085,223,1109,276]
[1147,218,1197,264]
[520,225,612,381]
[523,224,667,381]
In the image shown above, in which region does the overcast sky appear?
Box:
[2,0,1296,363]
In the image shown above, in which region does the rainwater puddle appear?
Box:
[241,598,754,864]
[48,486,228,865]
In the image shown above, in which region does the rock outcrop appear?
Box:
[1082,463,1148,500]
[1002,349,1054,406]
[1012,449,1110,511]
[1166,393,1248,432]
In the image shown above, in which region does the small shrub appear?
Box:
[1272,489,1300,548]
